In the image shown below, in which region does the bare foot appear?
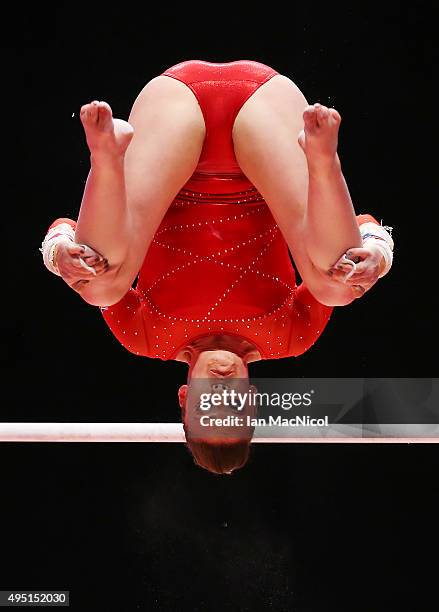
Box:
[298,103,342,172]
[80,100,134,162]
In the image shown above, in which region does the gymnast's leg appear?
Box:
[232,74,362,274]
[75,101,133,266]
[73,76,205,305]
[297,103,362,270]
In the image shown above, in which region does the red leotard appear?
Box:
[49,60,380,361]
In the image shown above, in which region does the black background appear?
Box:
[1,2,437,611]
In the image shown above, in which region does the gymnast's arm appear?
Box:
[289,213,393,306]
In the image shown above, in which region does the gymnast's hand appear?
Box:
[329,244,386,299]
[54,242,109,294]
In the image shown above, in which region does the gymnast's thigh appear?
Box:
[232,74,309,233]
[117,75,206,288]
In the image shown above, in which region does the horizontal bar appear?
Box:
[0,423,438,443]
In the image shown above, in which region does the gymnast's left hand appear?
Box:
[329,244,386,298]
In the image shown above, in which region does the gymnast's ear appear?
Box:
[178,385,188,410]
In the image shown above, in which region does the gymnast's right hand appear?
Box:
[54,242,109,294]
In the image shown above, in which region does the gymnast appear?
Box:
[40,60,394,474]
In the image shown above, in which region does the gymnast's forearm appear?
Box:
[304,158,362,272]
[75,155,130,272]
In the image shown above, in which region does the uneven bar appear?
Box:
[0,423,438,442]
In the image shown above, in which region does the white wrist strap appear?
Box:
[359,222,394,249]
[40,223,75,276]
[359,222,394,278]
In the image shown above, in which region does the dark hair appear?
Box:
[185,438,251,475]
[180,389,255,475]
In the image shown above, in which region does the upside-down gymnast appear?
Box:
[40,60,394,475]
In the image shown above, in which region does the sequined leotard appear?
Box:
[49,60,380,361]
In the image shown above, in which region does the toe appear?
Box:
[329,108,342,124]
[97,101,113,123]
[80,102,98,124]
[88,101,99,121]
[303,106,318,130]
[80,104,89,121]
[98,101,112,114]
[315,104,329,126]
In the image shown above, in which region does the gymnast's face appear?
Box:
[178,364,257,442]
